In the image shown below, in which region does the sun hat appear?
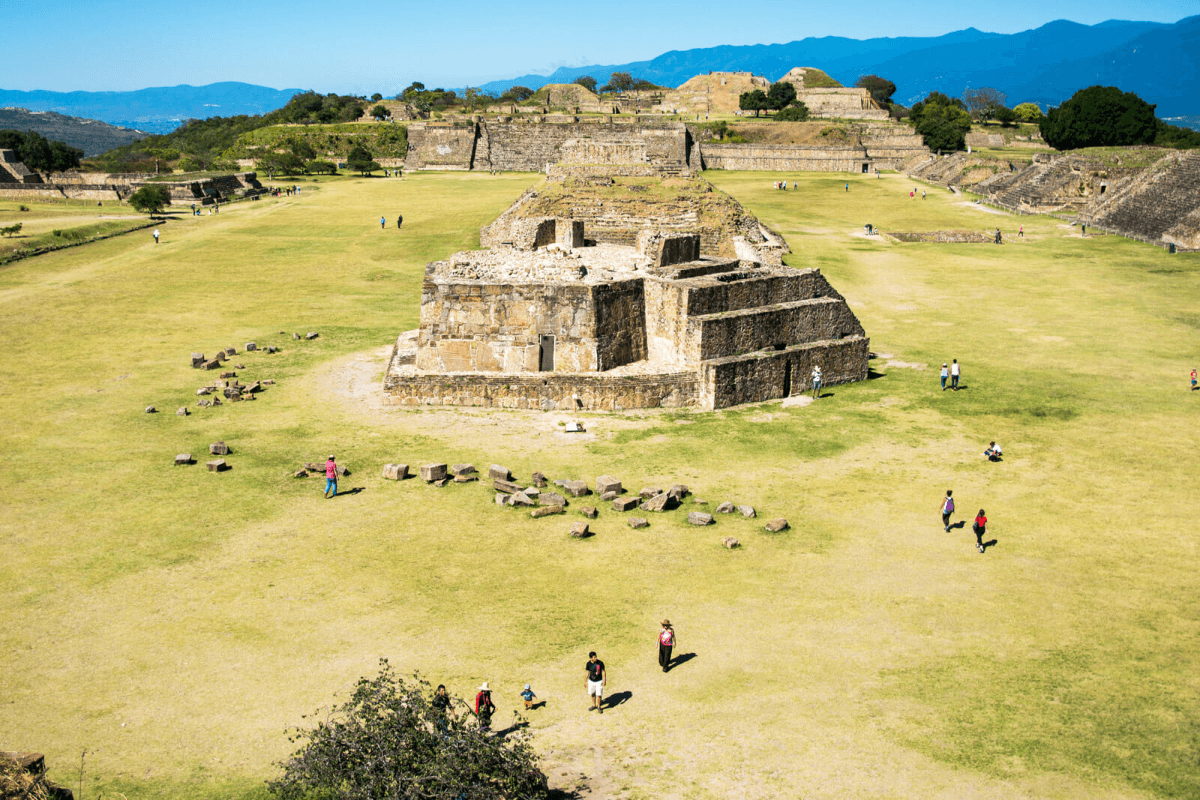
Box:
[478,682,489,691]
[329,454,335,459]
[661,619,671,626]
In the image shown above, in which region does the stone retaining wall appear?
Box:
[385,369,699,410]
[686,297,865,362]
[699,144,871,172]
[702,336,869,408]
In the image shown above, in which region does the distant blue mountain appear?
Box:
[478,16,1199,116]
[0,82,307,135]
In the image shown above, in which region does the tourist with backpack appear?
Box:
[585,652,606,713]
[658,620,676,672]
[940,490,955,531]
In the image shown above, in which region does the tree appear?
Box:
[500,86,534,103]
[910,92,973,152]
[127,185,171,217]
[766,81,797,112]
[370,93,383,102]
[1013,102,1043,122]
[257,152,305,177]
[268,660,547,800]
[305,160,337,174]
[962,87,1008,123]
[993,106,1018,127]
[574,76,598,93]
[0,129,83,172]
[1039,86,1158,150]
[601,72,635,93]
[289,138,316,161]
[855,75,897,108]
[739,89,769,117]
[775,103,810,122]
[1,223,21,238]
[370,104,391,120]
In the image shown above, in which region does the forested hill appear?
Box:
[478,15,1200,116]
[0,108,146,156]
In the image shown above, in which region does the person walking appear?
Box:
[474,683,495,732]
[1191,368,1197,391]
[811,365,822,399]
[152,228,160,244]
[940,363,949,391]
[972,509,988,553]
[585,651,606,714]
[658,620,675,672]
[396,214,403,228]
[324,455,338,499]
[1018,224,1024,238]
[950,359,961,391]
[940,490,955,531]
[380,216,386,229]
[845,183,849,192]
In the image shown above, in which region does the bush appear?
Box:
[269,660,547,800]
[18,204,29,212]
[127,185,172,216]
[1,223,22,237]
[910,92,973,152]
[775,103,810,122]
[1039,86,1158,150]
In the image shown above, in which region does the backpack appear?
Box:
[944,496,955,513]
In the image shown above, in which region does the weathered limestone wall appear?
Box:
[643,278,690,365]
[686,297,865,362]
[404,123,479,170]
[796,88,890,120]
[685,269,842,316]
[384,370,699,410]
[701,336,869,409]
[700,144,871,172]
[594,281,647,370]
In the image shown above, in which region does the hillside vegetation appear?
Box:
[0,108,146,157]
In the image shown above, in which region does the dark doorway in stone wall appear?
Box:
[783,361,792,397]
[539,335,555,371]
[862,163,869,173]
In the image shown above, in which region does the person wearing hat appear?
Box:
[658,619,676,673]
[474,682,495,732]
[519,683,537,710]
[324,455,338,499]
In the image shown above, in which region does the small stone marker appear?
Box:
[210,441,230,455]
[600,490,619,502]
[245,381,261,394]
[145,406,156,413]
[494,478,523,494]
[569,522,592,538]
[191,353,205,368]
[495,493,509,505]
[716,502,735,514]
[174,454,193,465]
[765,518,789,532]
[293,469,308,478]
[628,517,649,529]
[596,475,622,495]
[236,364,245,371]
[176,407,188,416]
[266,346,278,353]
[245,342,257,351]
[196,387,211,396]
[450,463,477,476]
[565,421,585,433]
[420,463,448,482]
[613,496,639,512]
[262,379,275,385]
[454,474,478,483]
[292,333,301,340]
[433,477,449,487]
[211,397,221,406]
[540,492,567,507]
[204,359,222,370]
[336,464,350,477]
[531,505,564,518]
[687,511,714,526]
[722,536,741,549]
[488,464,512,481]
[197,399,210,407]
[223,387,241,399]
[693,499,708,505]
[668,484,689,502]
[531,471,548,488]
[639,487,662,499]
[206,459,226,472]
[581,506,598,519]
[508,492,537,507]
[382,463,409,480]
[640,492,674,512]
[564,480,589,497]
[738,505,757,518]
[225,347,237,356]
[305,332,318,340]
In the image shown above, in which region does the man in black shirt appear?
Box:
[585,651,606,713]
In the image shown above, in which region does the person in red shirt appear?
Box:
[973,509,987,553]
[324,455,338,499]
[474,683,495,732]
[658,620,676,673]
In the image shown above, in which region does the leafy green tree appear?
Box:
[573,76,598,93]
[1039,86,1159,150]
[305,160,337,174]
[346,144,380,175]
[910,92,972,151]
[370,104,391,120]
[993,106,1018,127]
[601,72,635,93]
[739,89,769,117]
[855,75,897,108]
[775,103,810,122]
[1,223,22,238]
[127,185,171,216]
[269,660,547,800]
[500,86,535,103]
[257,152,305,177]
[0,130,83,172]
[370,93,383,102]
[1013,102,1043,122]
[766,81,797,112]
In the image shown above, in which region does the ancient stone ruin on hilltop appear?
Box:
[384,163,869,411]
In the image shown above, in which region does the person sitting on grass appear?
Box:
[984,441,1003,461]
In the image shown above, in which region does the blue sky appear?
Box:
[3,0,1196,94]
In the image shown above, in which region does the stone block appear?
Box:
[245,381,262,394]
[596,475,622,495]
[209,441,230,455]
[693,499,708,505]
[383,463,409,480]
[716,502,735,513]
[637,231,701,267]
[600,490,619,502]
[225,346,237,356]
[174,454,193,465]
[450,463,477,476]
[531,505,565,518]
[235,363,244,370]
[540,492,567,507]
[223,387,241,399]
[531,471,548,488]
[267,346,278,353]
[145,406,156,413]
[639,486,662,499]
[454,474,478,483]
[494,478,524,494]
[488,464,512,481]
[336,465,350,477]
[613,496,640,512]
[564,480,589,497]
[640,492,675,512]
[688,511,714,526]
[495,493,509,505]
[569,521,592,538]
[722,536,741,549]
[738,505,757,518]
[211,397,221,405]
[581,506,598,519]
[246,342,257,351]
[293,469,308,478]
[765,518,789,532]
[668,484,689,502]
[433,478,449,487]
[628,517,649,529]
[293,332,301,340]
[304,462,322,471]
[206,459,226,472]
[420,463,448,482]
[204,359,222,370]
[197,399,210,407]
[508,491,537,507]
[555,218,585,248]
[196,387,211,396]
[176,407,188,416]
[305,332,319,340]
[191,353,205,368]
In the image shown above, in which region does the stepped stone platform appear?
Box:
[384,171,868,411]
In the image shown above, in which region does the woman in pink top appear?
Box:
[658,619,676,672]
[324,455,338,498]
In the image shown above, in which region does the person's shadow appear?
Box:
[602,691,632,710]
[665,653,697,673]
[333,487,365,497]
[493,719,529,740]
[950,520,967,530]
[981,538,999,552]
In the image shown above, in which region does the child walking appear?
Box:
[520,684,537,710]
[940,490,955,531]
